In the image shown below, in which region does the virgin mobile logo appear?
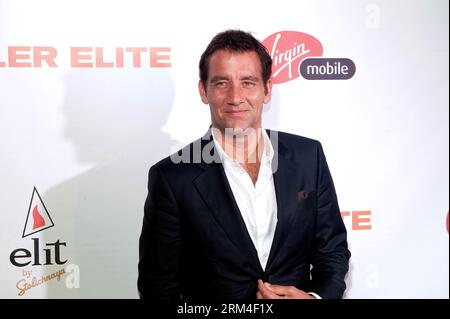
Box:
[262,31,323,84]
[262,31,355,83]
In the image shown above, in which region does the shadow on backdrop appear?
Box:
[44,68,175,298]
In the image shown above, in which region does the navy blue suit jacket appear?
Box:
[138,129,350,299]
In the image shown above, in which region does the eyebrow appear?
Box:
[209,76,229,83]
[209,75,261,83]
[241,76,260,82]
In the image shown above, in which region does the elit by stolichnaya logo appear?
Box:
[262,30,356,83]
[10,187,79,297]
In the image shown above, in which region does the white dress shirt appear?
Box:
[212,129,277,271]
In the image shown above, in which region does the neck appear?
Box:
[213,127,263,165]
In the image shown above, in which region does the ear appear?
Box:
[198,80,209,104]
[263,79,273,104]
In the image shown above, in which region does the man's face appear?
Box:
[199,49,272,133]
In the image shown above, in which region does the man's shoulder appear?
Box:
[271,130,318,144]
[268,129,321,152]
[266,130,328,168]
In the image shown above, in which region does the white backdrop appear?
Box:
[0,0,448,299]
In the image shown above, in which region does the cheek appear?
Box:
[247,90,266,104]
[208,100,224,117]
[207,95,225,111]
[250,99,266,111]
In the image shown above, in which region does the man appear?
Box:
[138,30,350,299]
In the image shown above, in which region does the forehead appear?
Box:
[207,50,262,78]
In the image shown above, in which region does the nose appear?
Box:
[227,83,244,106]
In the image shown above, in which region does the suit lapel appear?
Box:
[265,134,301,273]
[192,130,263,273]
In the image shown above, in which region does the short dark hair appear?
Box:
[199,30,272,90]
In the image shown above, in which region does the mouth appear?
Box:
[224,110,249,118]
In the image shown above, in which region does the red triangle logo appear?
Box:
[22,187,55,238]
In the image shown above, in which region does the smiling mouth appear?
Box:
[225,110,248,116]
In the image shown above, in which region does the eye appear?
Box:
[214,81,227,88]
[242,81,256,88]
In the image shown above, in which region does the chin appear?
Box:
[223,120,250,130]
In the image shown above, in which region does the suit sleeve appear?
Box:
[138,165,181,299]
[309,141,351,299]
